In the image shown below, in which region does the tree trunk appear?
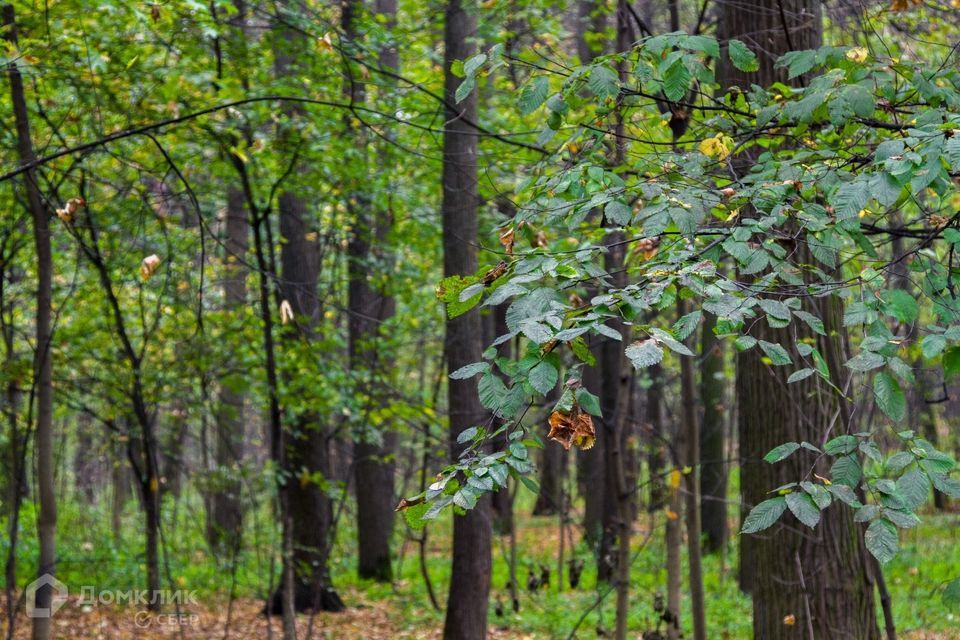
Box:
[699,311,727,552]
[205,0,249,555]
[645,362,667,511]
[5,7,56,638]
[441,1,491,637]
[719,6,878,635]
[73,414,98,504]
[208,185,247,554]
[678,299,706,640]
[345,0,399,583]
[269,3,343,620]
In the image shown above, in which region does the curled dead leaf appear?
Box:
[499,227,515,254]
[783,614,796,626]
[56,197,85,223]
[140,254,162,279]
[279,299,294,325]
[547,408,595,451]
[482,261,508,284]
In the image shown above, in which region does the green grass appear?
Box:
[1,484,957,638]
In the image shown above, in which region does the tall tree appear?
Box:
[442,0,491,636]
[699,311,727,552]
[271,1,343,616]
[208,185,247,554]
[4,6,55,639]
[719,1,881,636]
[344,0,400,582]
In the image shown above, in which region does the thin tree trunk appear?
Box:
[345,0,399,582]
[678,299,706,640]
[665,470,682,640]
[269,3,344,622]
[646,363,667,511]
[442,1,491,637]
[699,312,727,553]
[206,0,249,557]
[5,7,56,638]
[208,185,247,554]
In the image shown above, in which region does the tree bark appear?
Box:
[678,299,706,640]
[269,2,344,621]
[208,185,247,554]
[345,0,400,582]
[719,4,880,635]
[5,7,56,638]
[441,1,491,637]
[699,311,727,552]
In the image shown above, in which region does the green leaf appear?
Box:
[455,75,475,103]
[883,289,918,324]
[576,387,602,417]
[456,426,479,444]
[943,579,960,607]
[874,372,906,422]
[845,351,885,372]
[758,298,792,322]
[831,455,862,487]
[832,179,870,221]
[778,49,817,79]
[865,519,899,564]
[673,310,702,340]
[463,53,487,77]
[649,328,694,356]
[453,487,478,510]
[944,347,960,379]
[826,484,862,507]
[764,442,800,464]
[403,501,430,530]
[662,57,691,102]
[931,473,960,498]
[625,339,663,369]
[758,340,791,366]
[786,492,821,528]
[801,481,832,510]
[825,435,858,456]
[728,39,759,72]
[883,509,920,529]
[604,199,633,225]
[793,310,826,335]
[488,463,508,487]
[518,76,549,115]
[896,469,930,510]
[518,473,539,494]
[741,496,787,534]
[450,361,490,380]
[528,360,559,395]
[922,334,947,359]
[587,65,619,100]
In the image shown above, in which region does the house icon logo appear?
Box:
[25,574,68,618]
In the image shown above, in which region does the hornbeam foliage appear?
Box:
[404,34,960,563]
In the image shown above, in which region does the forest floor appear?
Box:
[2,493,958,638]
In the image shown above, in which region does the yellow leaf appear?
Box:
[698,133,734,161]
[668,468,682,490]
[845,47,869,64]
